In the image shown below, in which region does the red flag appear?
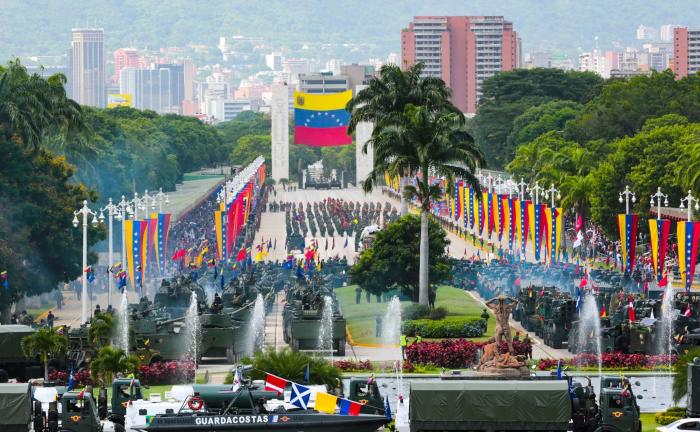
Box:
[600,305,607,318]
[628,295,636,322]
[514,277,521,287]
[579,278,588,288]
[236,247,246,262]
[171,249,186,260]
[264,373,288,395]
[684,303,692,318]
[575,214,583,233]
[658,274,668,287]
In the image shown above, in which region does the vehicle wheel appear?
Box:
[114,422,125,432]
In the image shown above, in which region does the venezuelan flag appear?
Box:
[294,90,352,146]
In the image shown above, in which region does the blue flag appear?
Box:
[575,289,581,315]
[556,360,563,380]
[220,274,225,291]
[385,396,392,421]
[290,383,312,410]
[305,363,310,384]
[67,367,75,391]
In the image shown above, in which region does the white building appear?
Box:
[636,25,657,41]
[266,53,283,71]
[579,50,608,77]
[660,25,682,42]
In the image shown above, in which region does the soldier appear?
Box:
[355,286,362,304]
[523,333,533,359]
[400,334,408,360]
[47,310,55,329]
[375,316,383,338]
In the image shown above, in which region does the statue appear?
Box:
[476,296,528,377]
[486,295,516,353]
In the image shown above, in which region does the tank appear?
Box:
[0,325,43,381]
[283,274,346,356]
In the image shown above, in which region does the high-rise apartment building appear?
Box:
[401,16,520,113]
[298,73,349,94]
[71,28,105,107]
[113,48,140,82]
[119,64,184,114]
[673,27,700,78]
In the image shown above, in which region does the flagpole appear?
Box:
[99,198,123,307]
[679,190,699,222]
[73,200,98,324]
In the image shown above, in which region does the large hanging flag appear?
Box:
[153,213,171,275]
[469,188,477,232]
[293,90,352,146]
[483,192,493,237]
[146,217,157,276]
[545,207,563,263]
[463,186,471,230]
[452,182,458,220]
[528,204,546,261]
[678,221,700,291]
[124,220,148,289]
[215,209,226,261]
[649,218,671,282]
[495,194,504,242]
[457,181,464,223]
[616,214,639,273]
[507,197,516,252]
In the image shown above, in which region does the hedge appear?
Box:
[402,318,484,338]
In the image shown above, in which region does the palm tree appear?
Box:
[241,348,342,390]
[278,178,289,191]
[347,63,462,215]
[0,60,84,152]
[90,346,140,386]
[362,105,483,305]
[88,312,115,348]
[21,327,68,380]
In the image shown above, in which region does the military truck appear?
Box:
[396,375,642,432]
[0,325,46,381]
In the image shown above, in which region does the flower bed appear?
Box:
[48,360,195,386]
[402,318,484,338]
[333,359,373,371]
[406,339,480,368]
[537,353,677,371]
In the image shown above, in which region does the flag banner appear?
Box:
[264,373,288,395]
[469,188,476,232]
[484,192,493,236]
[463,186,470,230]
[528,203,546,261]
[495,194,503,241]
[478,192,486,238]
[617,214,639,273]
[545,207,563,263]
[678,221,700,291]
[125,220,148,289]
[339,398,362,416]
[146,217,157,276]
[457,181,464,223]
[314,392,338,414]
[508,197,516,252]
[154,213,171,275]
[649,218,671,282]
[452,181,458,221]
[215,210,225,261]
[293,90,352,146]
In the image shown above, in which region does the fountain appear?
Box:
[383,296,402,351]
[657,283,677,369]
[185,291,201,383]
[245,294,266,355]
[576,291,603,375]
[117,291,130,353]
[318,296,334,356]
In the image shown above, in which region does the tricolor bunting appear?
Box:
[616,214,639,273]
[495,194,503,241]
[293,90,352,146]
[463,186,470,231]
[528,204,546,261]
[457,181,464,223]
[154,213,171,275]
[648,218,671,282]
[545,207,563,263]
[124,220,148,290]
[677,221,700,291]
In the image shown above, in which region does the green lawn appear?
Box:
[336,285,494,345]
[641,412,661,432]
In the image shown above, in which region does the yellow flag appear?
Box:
[314,392,338,414]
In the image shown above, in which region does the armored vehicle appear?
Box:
[0,325,46,381]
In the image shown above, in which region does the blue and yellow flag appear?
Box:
[649,218,671,282]
[294,90,352,146]
[125,220,148,289]
[678,221,700,291]
[545,207,563,263]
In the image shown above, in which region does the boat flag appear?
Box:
[339,398,362,416]
[67,367,75,391]
[290,383,313,410]
[385,396,392,421]
[314,392,338,414]
[649,218,671,282]
[264,373,288,395]
[293,90,352,146]
[616,214,639,273]
[677,221,700,292]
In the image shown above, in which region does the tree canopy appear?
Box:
[350,215,451,302]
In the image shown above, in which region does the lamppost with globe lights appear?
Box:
[99,198,123,307]
[650,187,669,219]
[619,185,636,215]
[73,200,99,324]
[153,188,169,213]
[544,183,561,209]
[680,190,700,222]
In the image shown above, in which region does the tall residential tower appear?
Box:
[401,16,521,114]
[70,28,105,107]
[673,27,700,78]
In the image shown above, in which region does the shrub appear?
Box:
[656,407,685,425]
[402,304,432,320]
[429,307,448,320]
[333,359,373,371]
[48,369,94,387]
[137,360,195,385]
[242,348,342,390]
[402,318,484,338]
[537,353,677,371]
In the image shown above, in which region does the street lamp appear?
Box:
[650,187,669,219]
[679,190,700,222]
[619,185,636,215]
[73,200,98,324]
[99,198,122,307]
[528,181,545,206]
[516,177,528,201]
[544,183,561,208]
[117,195,133,265]
[153,188,169,213]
